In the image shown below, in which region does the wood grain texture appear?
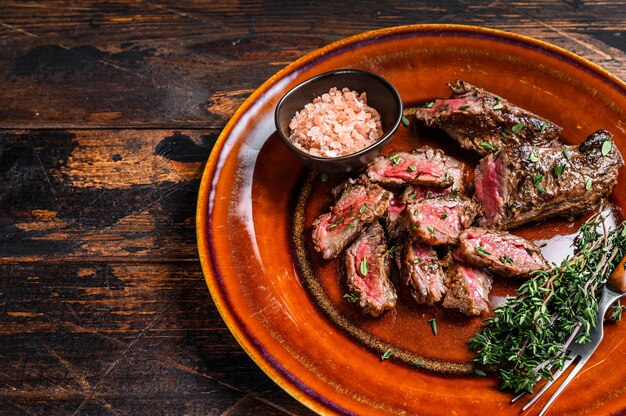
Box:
[0,0,624,128]
[0,1,624,415]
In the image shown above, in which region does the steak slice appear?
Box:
[382,196,406,240]
[414,80,561,156]
[313,176,392,259]
[474,130,624,229]
[366,146,469,189]
[458,227,549,277]
[401,240,446,304]
[345,222,396,317]
[404,195,480,245]
[443,261,492,316]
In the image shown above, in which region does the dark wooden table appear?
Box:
[1,1,624,415]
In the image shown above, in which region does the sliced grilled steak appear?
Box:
[474,130,624,229]
[345,222,396,317]
[404,195,480,245]
[382,196,406,240]
[443,261,492,316]
[458,227,549,277]
[401,240,446,304]
[313,177,392,259]
[414,80,561,156]
[366,147,469,189]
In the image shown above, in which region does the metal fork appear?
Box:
[513,255,626,416]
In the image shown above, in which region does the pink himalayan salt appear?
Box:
[288,87,383,158]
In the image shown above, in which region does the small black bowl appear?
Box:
[274,69,403,174]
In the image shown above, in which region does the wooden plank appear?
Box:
[0,261,311,415]
[0,1,624,128]
[0,129,214,261]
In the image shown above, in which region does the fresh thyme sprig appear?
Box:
[469,212,626,394]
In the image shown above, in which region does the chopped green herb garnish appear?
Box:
[474,369,487,377]
[428,225,435,234]
[320,173,328,182]
[540,121,547,132]
[525,247,534,255]
[413,257,423,264]
[539,242,547,248]
[401,116,410,127]
[441,210,448,220]
[407,165,417,172]
[389,154,401,166]
[425,191,431,199]
[500,131,508,137]
[532,173,546,193]
[563,148,570,161]
[413,208,419,216]
[326,217,344,230]
[499,255,514,265]
[428,318,437,335]
[360,257,369,276]
[460,105,470,110]
[408,191,417,200]
[475,246,491,256]
[511,122,525,134]
[348,222,355,229]
[387,245,396,255]
[381,348,393,360]
[359,204,367,214]
[439,103,449,112]
[481,141,495,150]
[494,95,503,101]
[585,178,593,190]
[424,101,434,108]
[343,291,359,303]
[410,225,418,231]
[414,360,423,367]
[554,163,566,177]
[493,102,504,110]
[529,148,539,163]
[444,171,450,181]
[602,140,612,156]
[494,148,502,157]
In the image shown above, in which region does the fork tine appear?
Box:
[521,354,577,411]
[534,354,591,416]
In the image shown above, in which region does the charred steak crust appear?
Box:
[458,227,549,277]
[382,196,406,240]
[366,146,470,190]
[313,176,392,259]
[401,240,446,304]
[404,195,481,245]
[443,261,492,316]
[345,222,397,317]
[414,80,561,156]
[474,130,624,229]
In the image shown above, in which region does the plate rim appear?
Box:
[196,23,626,415]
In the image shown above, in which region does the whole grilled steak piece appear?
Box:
[345,222,396,317]
[414,80,561,156]
[382,197,406,240]
[401,240,446,304]
[404,195,480,245]
[474,130,624,229]
[458,227,549,277]
[366,147,470,189]
[313,176,392,259]
[443,261,492,316]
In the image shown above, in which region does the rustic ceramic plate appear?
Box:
[197,25,626,415]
